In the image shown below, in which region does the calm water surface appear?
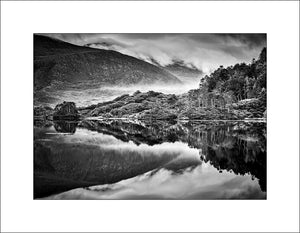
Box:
[34,119,266,199]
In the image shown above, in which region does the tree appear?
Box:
[199,47,266,101]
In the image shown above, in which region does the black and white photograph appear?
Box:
[1,1,299,232]
[34,33,267,200]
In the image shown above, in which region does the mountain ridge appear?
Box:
[84,42,204,83]
[34,34,182,105]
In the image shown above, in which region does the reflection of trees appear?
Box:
[182,122,266,192]
[203,138,266,192]
[78,119,182,145]
[34,119,53,128]
[34,119,266,197]
[77,119,266,191]
[53,121,78,134]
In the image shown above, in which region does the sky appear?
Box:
[43,33,266,74]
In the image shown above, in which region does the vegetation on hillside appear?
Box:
[34,43,267,120]
[200,48,266,101]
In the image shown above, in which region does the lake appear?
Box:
[34,119,266,199]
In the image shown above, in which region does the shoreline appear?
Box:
[35,116,267,123]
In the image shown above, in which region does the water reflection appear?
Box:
[54,121,78,134]
[34,119,266,199]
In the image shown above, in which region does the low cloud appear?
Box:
[42,33,266,74]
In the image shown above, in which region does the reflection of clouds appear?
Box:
[101,141,200,160]
[43,163,266,200]
[37,125,266,199]
[50,128,120,147]
[50,127,200,159]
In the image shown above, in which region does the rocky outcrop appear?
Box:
[34,89,266,121]
[35,88,266,121]
[53,101,80,120]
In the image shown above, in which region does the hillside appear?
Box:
[84,42,203,84]
[34,44,267,120]
[74,48,266,120]
[34,35,182,106]
[76,89,265,120]
[163,60,203,84]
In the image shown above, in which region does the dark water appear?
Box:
[34,119,266,199]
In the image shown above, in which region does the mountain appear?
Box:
[34,35,182,106]
[84,42,203,84]
[162,60,203,84]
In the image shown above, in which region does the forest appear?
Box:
[200,47,266,101]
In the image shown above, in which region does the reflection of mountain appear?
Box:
[34,123,200,198]
[34,141,182,198]
[34,35,181,106]
[78,120,267,191]
[34,119,266,198]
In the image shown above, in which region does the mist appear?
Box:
[43,33,266,73]
[35,33,266,108]
[36,81,201,108]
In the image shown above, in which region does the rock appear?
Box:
[133,90,141,95]
[53,101,80,120]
